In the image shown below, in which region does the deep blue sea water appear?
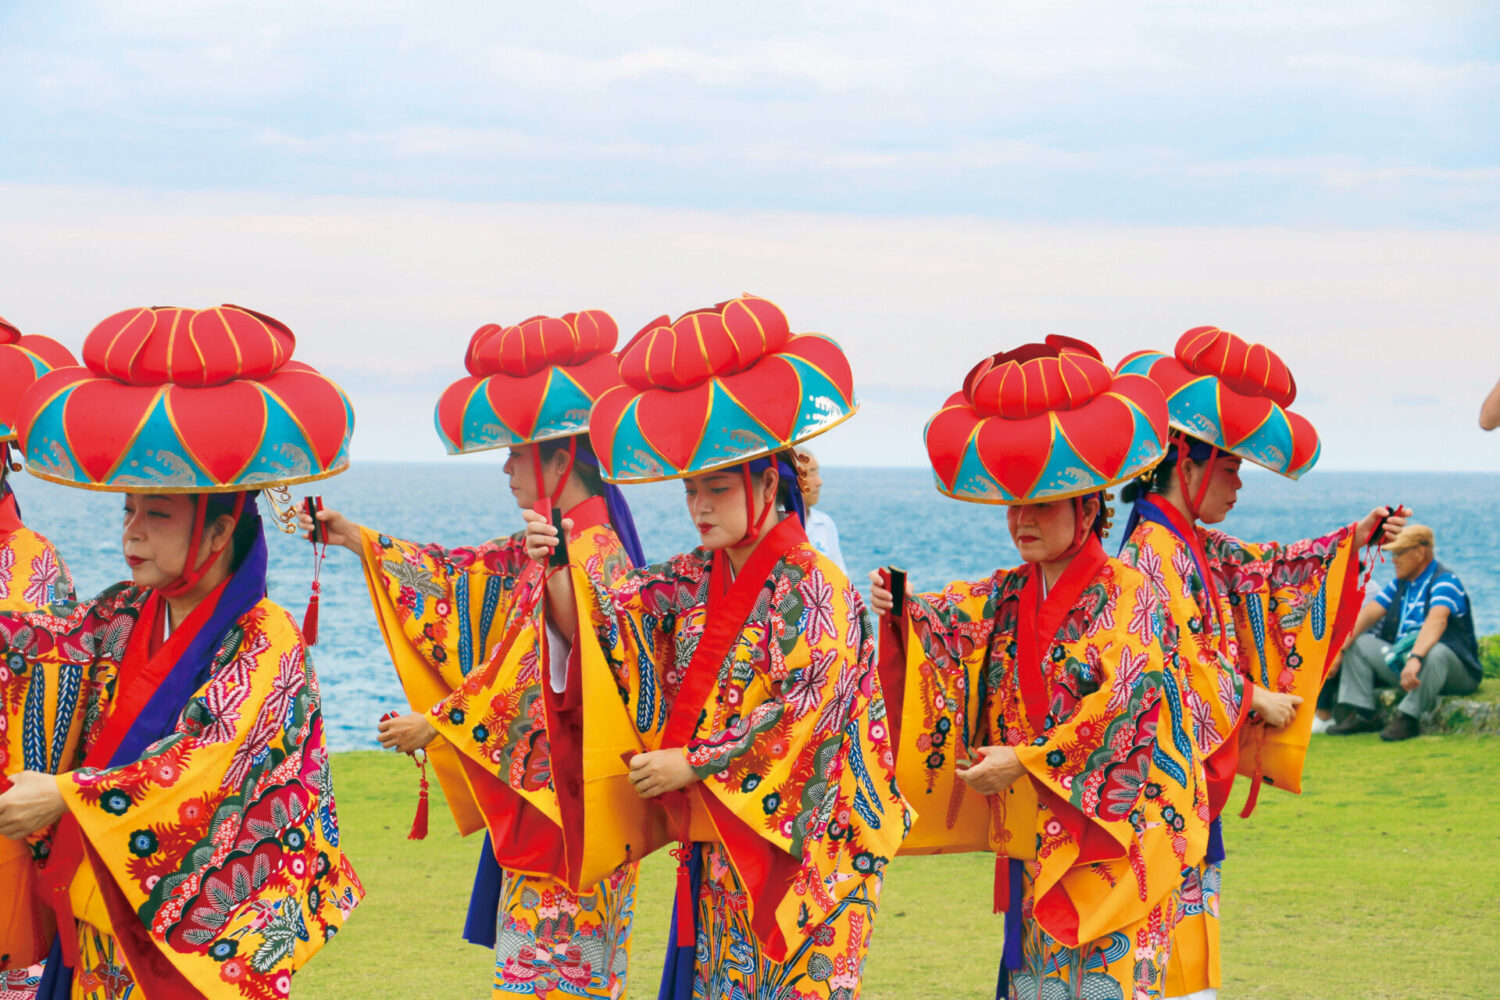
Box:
[16,464,1497,750]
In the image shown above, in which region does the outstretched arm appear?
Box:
[1481,377,1500,431]
[298,505,364,556]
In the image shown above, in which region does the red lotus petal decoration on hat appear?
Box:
[963,336,1110,419]
[466,309,617,378]
[1116,327,1320,478]
[19,305,353,491]
[83,305,294,388]
[619,295,791,391]
[1176,326,1295,409]
[925,336,1168,503]
[0,314,80,442]
[591,295,855,482]
[435,311,623,453]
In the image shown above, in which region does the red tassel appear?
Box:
[671,842,695,946]
[405,755,429,839]
[302,582,320,646]
[1239,771,1264,819]
[408,751,430,840]
[1239,739,1265,818]
[993,854,1009,914]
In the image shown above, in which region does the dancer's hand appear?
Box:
[868,570,894,615]
[955,745,1026,795]
[1354,505,1411,549]
[297,506,363,555]
[523,509,572,563]
[0,771,66,839]
[628,749,697,799]
[1250,687,1303,728]
[378,712,439,754]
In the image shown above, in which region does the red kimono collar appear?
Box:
[563,494,610,536]
[1137,493,1228,648]
[85,581,230,767]
[663,514,807,750]
[0,493,23,536]
[1015,535,1108,733]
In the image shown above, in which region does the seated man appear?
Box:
[1329,524,1482,740]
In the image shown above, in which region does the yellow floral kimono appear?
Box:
[891,539,1207,1000]
[572,516,909,1000]
[1160,522,1361,998]
[0,583,361,1000]
[1117,505,1243,1000]
[359,525,531,837]
[0,521,77,978]
[0,521,74,614]
[362,496,641,999]
[1199,524,1362,801]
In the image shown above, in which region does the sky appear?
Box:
[2,1,1497,470]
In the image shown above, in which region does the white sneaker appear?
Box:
[1310,715,1333,734]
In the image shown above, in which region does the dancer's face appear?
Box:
[504,445,568,511]
[1008,498,1088,565]
[121,493,232,589]
[682,468,777,551]
[1185,454,1244,524]
[504,447,538,509]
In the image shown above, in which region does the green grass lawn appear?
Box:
[297,734,1499,999]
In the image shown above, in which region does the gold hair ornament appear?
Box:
[263,485,301,535]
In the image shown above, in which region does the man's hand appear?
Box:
[378,712,439,754]
[1400,657,1423,692]
[0,771,67,840]
[628,749,698,799]
[955,745,1027,795]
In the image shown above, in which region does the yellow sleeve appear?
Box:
[1203,524,1363,794]
[895,577,1001,854]
[357,527,533,835]
[56,601,362,998]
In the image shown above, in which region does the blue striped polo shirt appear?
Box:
[1373,561,1469,639]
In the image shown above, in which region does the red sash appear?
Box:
[470,495,611,881]
[1012,538,1131,945]
[661,515,808,960]
[537,494,612,884]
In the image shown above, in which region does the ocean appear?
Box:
[17,464,1497,750]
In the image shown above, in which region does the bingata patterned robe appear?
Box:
[362,501,640,999]
[892,551,1208,1000]
[574,520,910,1000]
[1120,515,1362,996]
[0,586,361,1000]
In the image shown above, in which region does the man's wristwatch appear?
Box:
[1409,652,1426,665]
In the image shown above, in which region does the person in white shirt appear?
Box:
[796,447,847,572]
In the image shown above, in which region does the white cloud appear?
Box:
[2,182,1495,473]
[3,0,1492,226]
